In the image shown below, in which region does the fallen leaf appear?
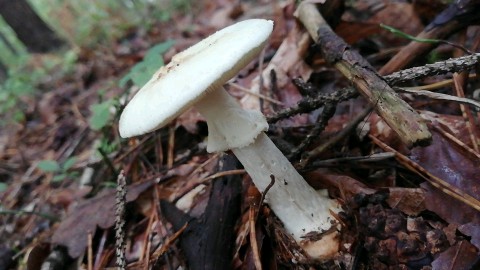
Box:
[421,182,480,226]
[458,223,480,251]
[51,180,154,258]
[431,240,478,270]
[387,188,426,216]
[371,112,480,226]
[241,23,312,118]
[411,130,480,200]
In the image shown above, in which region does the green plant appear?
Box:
[89,98,118,131]
[119,40,175,87]
[0,49,79,126]
[0,63,44,124]
[98,136,119,155]
[0,182,7,192]
[37,157,79,182]
[30,0,191,47]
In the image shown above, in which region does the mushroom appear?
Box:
[119,19,340,259]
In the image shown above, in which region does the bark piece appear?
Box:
[160,154,242,270]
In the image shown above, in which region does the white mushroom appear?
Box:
[119,19,340,259]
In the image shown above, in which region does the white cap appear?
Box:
[119,19,274,138]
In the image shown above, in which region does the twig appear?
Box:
[296,2,431,147]
[167,124,175,169]
[383,53,480,85]
[395,87,480,109]
[249,206,262,270]
[249,175,274,270]
[150,222,189,258]
[402,74,477,91]
[453,72,480,153]
[94,231,108,270]
[115,171,127,270]
[269,60,478,124]
[258,174,276,214]
[288,103,336,160]
[228,82,284,106]
[302,152,396,171]
[267,80,357,123]
[88,231,93,270]
[297,106,373,168]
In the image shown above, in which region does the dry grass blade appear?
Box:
[453,72,480,153]
[249,206,262,270]
[151,222,188,260]
[396,87,480,109]
[432,125,480,160]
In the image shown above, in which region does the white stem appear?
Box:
[196,88,340,258]
[233,133,337,239]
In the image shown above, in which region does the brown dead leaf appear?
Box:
[421,182,480,226]
[47,186,92,210]
[369,2,424,46]
[431,240,478,270]
[51,180,154,258]
[371,112,480,225]
[240,23,311,114]
[305,169,375,197]
[411,130,480,200]
[387,188,426,216]
[335,21,381,44]
[341,1,423,46]
[458,223,480,251]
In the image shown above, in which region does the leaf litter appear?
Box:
[1,0,480,269]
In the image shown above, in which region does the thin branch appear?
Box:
[296,2,431,147]
[267,80,357,123]
[115,171,127,270]
[384,53,480,85]
[297,106,373,168]
[288,103,336,160]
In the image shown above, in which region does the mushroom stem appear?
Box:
[195,88,340,259]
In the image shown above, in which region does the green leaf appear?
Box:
[0,182,7,192]
[89,100,113,130]
[100,181,117,188]
[52,174,67,182]
[130,63,159,87]
[37,160,61,172]
[62,157,77,171]
[145,40,175,58]
[119,40,175,87]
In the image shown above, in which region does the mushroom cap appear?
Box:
[119,19,274,138]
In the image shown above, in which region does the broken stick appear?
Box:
[295,2,432,147]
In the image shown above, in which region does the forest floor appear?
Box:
[1,0,480,269]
